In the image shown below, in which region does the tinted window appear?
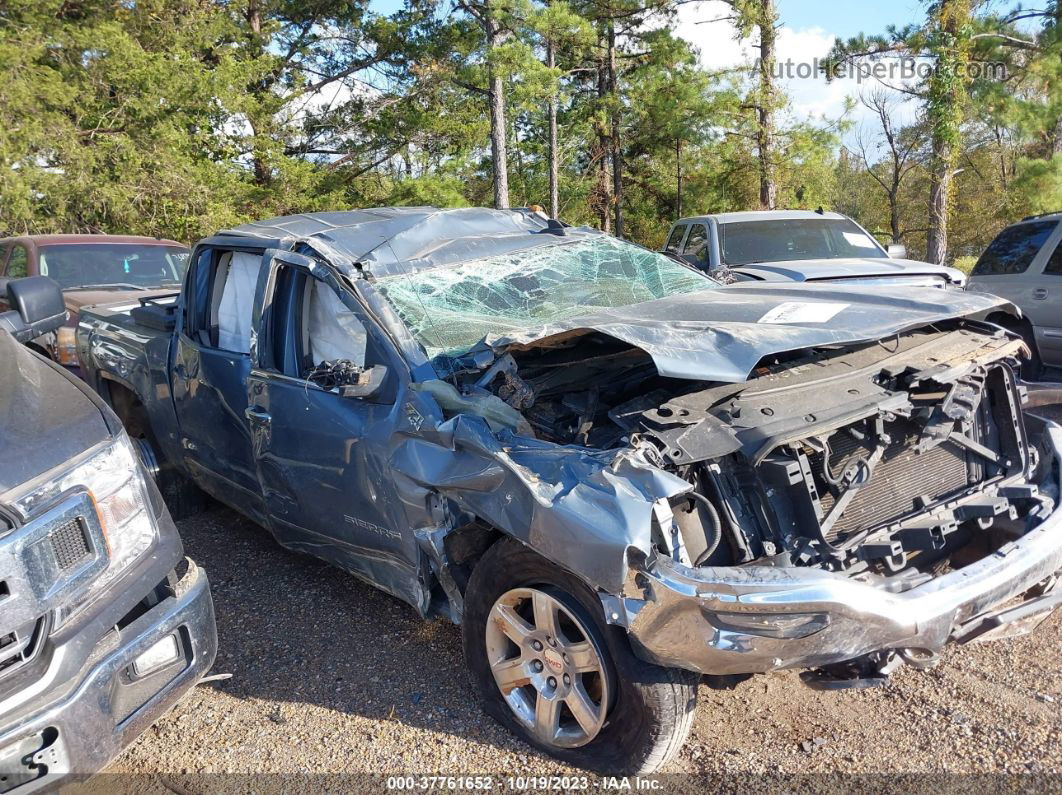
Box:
[38,243,189,288]
[719,218,886,266]
[972,221,1057,276]
[682,225,707,256]
[7,245,28,278]
[664,225,687,253]
[1041,238,1062,275]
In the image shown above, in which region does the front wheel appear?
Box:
[462,538,698,774]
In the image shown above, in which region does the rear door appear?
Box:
[170,243,266,521]
[969,219,1062,365]
[245,251,428,603]
[1033,237,1062,364]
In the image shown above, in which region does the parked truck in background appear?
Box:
[0,235,189,373]
[77,207,1062,773]
[661,210,966,288]
[0,276,217,791]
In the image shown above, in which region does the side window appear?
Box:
[972,221,1056,276]
[663,225,687,254]
[681,224,708,262]
[304,279,367,370]
[186,247,260,353]
[1043,239,1062,275]
[6,245,28,278]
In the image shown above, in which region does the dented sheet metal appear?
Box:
[221,207,586,278]
[391,411,691,594]
[474,283,1016,383]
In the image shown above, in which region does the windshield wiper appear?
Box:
[67,282,145,290]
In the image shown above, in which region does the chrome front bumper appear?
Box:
[0,559,216,790]
[625,425,1062,676]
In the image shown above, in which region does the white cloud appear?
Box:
[671,3,920,142]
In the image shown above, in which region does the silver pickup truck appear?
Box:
[1,277,216,791]
[77,207,1062,774]
[662,210,966,288]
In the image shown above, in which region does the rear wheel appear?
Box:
[134,437,207,521]
[462,538,698,774]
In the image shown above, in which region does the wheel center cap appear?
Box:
[542,647,565,674]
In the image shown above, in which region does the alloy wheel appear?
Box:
[485,587,610,748]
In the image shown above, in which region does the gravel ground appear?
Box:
[91,501,1062,791]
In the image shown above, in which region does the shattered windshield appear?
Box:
[375,235,717,358]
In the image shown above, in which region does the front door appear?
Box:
[170,245,265,520]
[245,252,425,603]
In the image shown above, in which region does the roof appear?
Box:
[1,234,186,247]
[221,207,600,277]
[678,210,847,224]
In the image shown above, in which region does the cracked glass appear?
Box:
[375,236,718,358]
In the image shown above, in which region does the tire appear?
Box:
[994,316,1043,380]
[462,537,698,774]
[134,437,207,521]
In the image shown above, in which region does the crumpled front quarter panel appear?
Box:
[390,408,691,594]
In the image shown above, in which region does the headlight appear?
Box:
[55,326,78,366]
[10,434,158,620]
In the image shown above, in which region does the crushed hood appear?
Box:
[733,257,957,282]
[486,283,1014,383]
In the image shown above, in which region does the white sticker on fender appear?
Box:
[758,301,848,324]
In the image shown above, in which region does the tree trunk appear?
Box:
[608,20,623,237]
[485,14,510,209]
[594,41,612,233]
[926,149,951,264]
[755,0,778,210]
[546,37,559,218]
[924,0,970,265]
[676,138,683,218]
[246,0,271,187]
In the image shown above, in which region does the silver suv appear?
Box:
[967,212,1062,373]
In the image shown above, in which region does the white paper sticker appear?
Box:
[758,301,848,324]
[842,231,878,249]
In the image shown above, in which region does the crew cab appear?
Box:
[662,210,966,288]
[0,235,190,373]
[77,208,1062,773]
[0,277,217,790]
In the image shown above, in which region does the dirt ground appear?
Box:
[92,497,1062,791]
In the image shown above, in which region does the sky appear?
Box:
[363,0,934,140]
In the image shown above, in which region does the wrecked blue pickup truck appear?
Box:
[76,208,1062,773]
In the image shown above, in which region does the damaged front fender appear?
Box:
[390,408,691,595]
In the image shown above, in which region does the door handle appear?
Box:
[1033,287,1049,300]
[244,406,272,424]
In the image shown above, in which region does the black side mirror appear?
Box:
[339,364,389,398]
[0,276,67,343]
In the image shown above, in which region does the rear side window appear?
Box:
[682,224,707,256]
[664,225,686,254]
[6,245,28,278]
[972,221,1056,275]
[186,247,261,353]
[1044,239,1062,275]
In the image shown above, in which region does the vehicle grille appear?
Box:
[48,517,91,571]
[812,430,972,543]
[0,618,45,679]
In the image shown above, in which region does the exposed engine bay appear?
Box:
[470,320,1055,585]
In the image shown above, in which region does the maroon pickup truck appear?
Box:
[0,235,189,372]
